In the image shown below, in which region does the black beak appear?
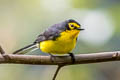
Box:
[77,28,85,31]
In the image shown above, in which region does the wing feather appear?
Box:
[34,23,66,43]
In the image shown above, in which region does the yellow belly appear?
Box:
[39,30,80,54]
[40,39,76,54]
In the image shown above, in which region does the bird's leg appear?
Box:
[68,53,75,64]
[49,53,55,62]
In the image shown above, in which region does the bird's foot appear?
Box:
[49,53,55,62]
[68,53,75,64]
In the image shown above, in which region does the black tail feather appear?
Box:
[13,43,37,54]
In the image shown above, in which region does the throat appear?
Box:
[59,30,80,40]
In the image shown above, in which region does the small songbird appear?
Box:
[13,19,84,63]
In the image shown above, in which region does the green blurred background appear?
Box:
[0,0,120,80]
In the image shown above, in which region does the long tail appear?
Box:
[12,43,38,54]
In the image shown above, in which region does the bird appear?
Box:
[12,19,84,63]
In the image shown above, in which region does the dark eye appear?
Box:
[71,24,74,27]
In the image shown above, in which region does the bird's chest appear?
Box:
[39,30,79,54]
[39,36,77,54]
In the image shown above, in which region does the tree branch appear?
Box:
[0,51,119,65]
[0,46,120,80]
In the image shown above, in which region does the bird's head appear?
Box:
[57,19,84,39]
[65,19,84,31]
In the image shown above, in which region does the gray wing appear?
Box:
[34,30,60,43]
[34,23,66,43]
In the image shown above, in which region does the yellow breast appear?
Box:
[39,30,80,54]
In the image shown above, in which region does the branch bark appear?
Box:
[0,51,120,65]
[0,46,120,80]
